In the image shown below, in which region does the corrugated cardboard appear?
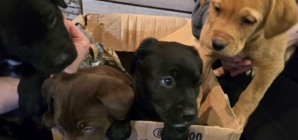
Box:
[52,14,242,140]
[84,14,190,52]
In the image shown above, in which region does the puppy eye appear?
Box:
[242,18,255,25]
[214,7,221,13]
[160,77,175,88]
[48,13,57,28]
[84,126,96,134]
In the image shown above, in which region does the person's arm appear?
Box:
[0,77,20,114]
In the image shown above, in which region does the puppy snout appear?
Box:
[183,108,197,121]
[54,53,71,65]
[53,43,77,67]
[53,53,74,66]
[212,36,228,51]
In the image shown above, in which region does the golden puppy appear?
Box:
[197,0,298,129]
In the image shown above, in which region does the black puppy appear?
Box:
[0,0,77,118]
[130,38,203,140]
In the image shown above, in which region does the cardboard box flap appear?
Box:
[198,69,239,130]
[124,121,241,140]
[51,120,241,140]
[85,14,191,52]
[72,14,86,26]
[160,20,197,46]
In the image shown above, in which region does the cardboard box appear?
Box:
[52,14,242,140]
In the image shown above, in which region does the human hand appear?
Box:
[62,14,90,73]
[219,56,252,77]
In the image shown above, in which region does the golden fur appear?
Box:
[197,0,298,129]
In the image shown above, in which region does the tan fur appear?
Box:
[197,0,298,129]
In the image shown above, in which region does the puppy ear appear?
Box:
[130,38,158,74]
[96,78,134,121]
[51,0,68,8]
[42,73,78,128]
[264,0,298,39]
[41,77,56,128]
[138,38,159,49]
[42,102,55,128]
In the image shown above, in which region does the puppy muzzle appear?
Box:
[52,51,76,67]
[182,107,197,122]
[161,100,198,128]
[212,36,228,51]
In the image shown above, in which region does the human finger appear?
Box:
[67,20,85,39]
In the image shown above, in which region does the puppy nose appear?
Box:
[183,108,197,121]
[54,53,71,66]
[212,37,228,51]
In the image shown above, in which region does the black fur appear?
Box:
[130,38,203,140]
[106,116,132,140]
[0,0,77,118]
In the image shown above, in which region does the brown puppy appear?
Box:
[197,0,298,129]
[42,65,134,140]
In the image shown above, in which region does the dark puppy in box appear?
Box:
[130,38,203,140]
[0,0,77,117]
[42,65,134,140]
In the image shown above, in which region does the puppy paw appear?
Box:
[17,71,49,119]
[18,82,47,119]
[106,119,132,140]
[18,93,47,119]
